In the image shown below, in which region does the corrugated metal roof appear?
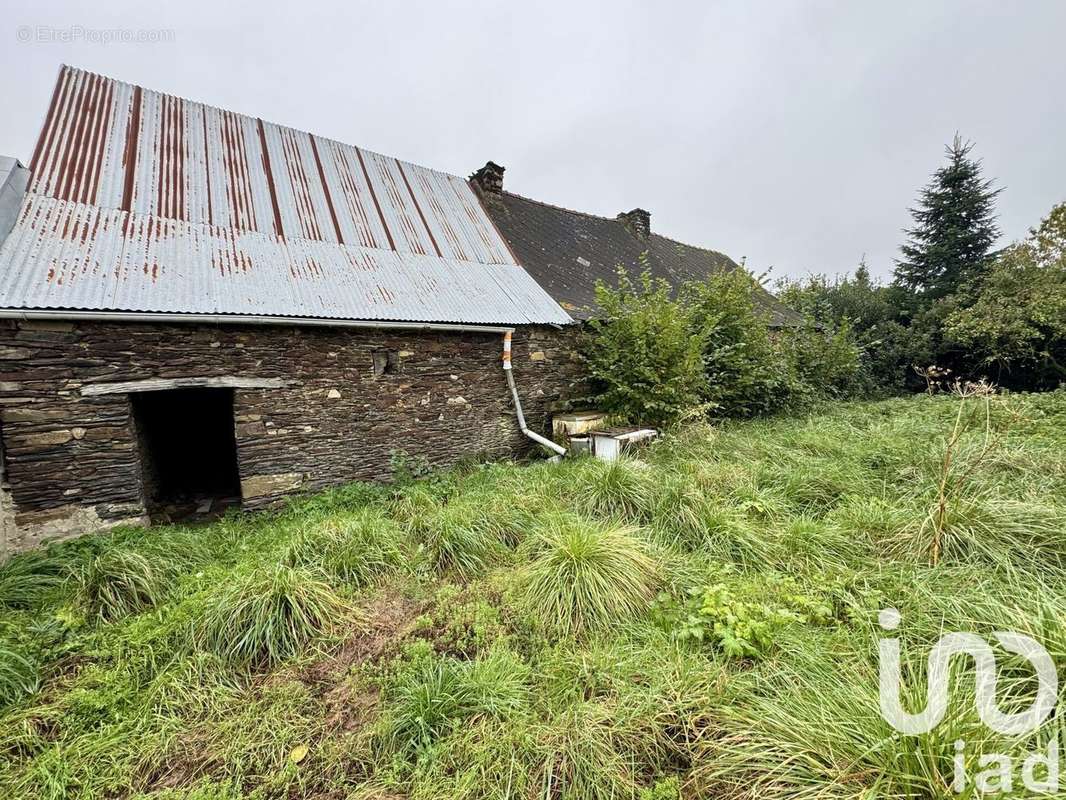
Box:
[0,66,572,326]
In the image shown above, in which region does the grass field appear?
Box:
[1,391,1065,799]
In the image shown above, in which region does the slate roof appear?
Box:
[475,183,802,326]
[0,67,571,326]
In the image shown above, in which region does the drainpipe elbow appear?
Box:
[502,331,566,458]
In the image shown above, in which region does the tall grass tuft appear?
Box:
[0,643,38,708]
[193,564,351,669]
[881,492,1066,570]
[0,549,64,610]
[377,649,530,759]
[77,548,168,622]
[569,457,655,522]
[283,509,408,587]
[691,625,1048,800]
[649,471,789,567]
[407,501,506,579]
[519,514,660,636]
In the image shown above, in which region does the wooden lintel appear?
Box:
[80,376,295,397]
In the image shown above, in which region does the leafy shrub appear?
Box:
[519,515,659,636]
[283,509,407,587]
[586,264,870,421]
[777,318,863,400]
[77,549,168,622]
[653,569,836,658]
[583,266,707,426]
[193,564,350,669]
[684,270,795,416]
[946,202,1066,388]
[777,266,932,395]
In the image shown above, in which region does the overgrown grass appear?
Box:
[518,513,660,637]
[192,564,353,669]
[0,549,63,610]
[0,643,37,708]
[1,391,1065,799]
[405,497,509,579]
[283,508,408,587]
[77,548,170,622]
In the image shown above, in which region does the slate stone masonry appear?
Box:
[0,319,586,554]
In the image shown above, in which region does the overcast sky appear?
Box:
[3,1,1064,280]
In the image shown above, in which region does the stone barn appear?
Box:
[0,67,577,554]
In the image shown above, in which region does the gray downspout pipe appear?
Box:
[501,331,567,457]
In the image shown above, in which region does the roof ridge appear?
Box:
[499,188,622,224]
[55,64,467,185]
[498,188,738,266]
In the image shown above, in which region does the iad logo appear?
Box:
[878,608,1060,794]
[878,608,1057,735]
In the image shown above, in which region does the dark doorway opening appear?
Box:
[131,387,241,521]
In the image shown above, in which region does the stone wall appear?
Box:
[0,319,586,555]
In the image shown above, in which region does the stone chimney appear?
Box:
[470,161,505,194]
[617,208,651,240]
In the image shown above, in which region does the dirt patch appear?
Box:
[137,744,216,794]
[302,591,423,688]
[138,590,424,796]
[302,591,424,734]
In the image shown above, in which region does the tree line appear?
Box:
[778,135,1066,394]
[584,136,1065,425]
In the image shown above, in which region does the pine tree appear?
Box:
[895,135,1001,300]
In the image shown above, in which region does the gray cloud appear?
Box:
[3,0,1063,280]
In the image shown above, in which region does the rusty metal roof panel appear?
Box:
[2,65,571,326]
[0,194,570,324]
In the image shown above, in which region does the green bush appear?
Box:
[684,270,794,416]
[777,266,934,395]
[777,318,863,400]
[946,202,1066,388]
[586,264,870,421]
[583,266,707,426]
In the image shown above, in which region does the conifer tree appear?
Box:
[895,135,1000,299]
